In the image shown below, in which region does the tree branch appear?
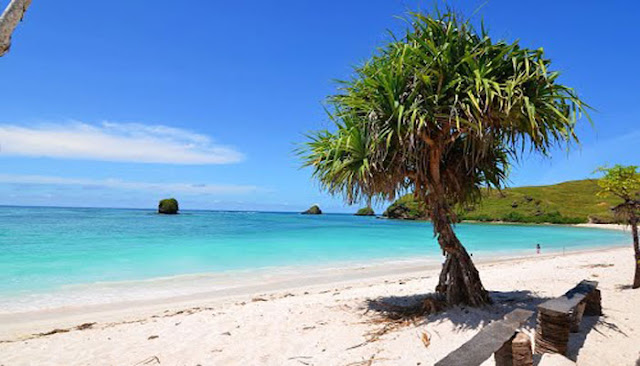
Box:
[420,129,435,147]
[0,0,32,57]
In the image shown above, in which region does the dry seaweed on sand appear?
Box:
[421,332,431,348]
[360,295,446,343]
[366,295,447,321]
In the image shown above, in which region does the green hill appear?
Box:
[384,179,624,224]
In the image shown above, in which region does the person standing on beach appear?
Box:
[536,243,541,254]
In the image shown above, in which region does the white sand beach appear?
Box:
[0,246,638,366]
[574,223,630,231]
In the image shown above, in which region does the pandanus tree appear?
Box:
[596,165,640,289]
[300,11,590,306]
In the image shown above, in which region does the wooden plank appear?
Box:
[535,280,600,355]
[538,280,598,316]
[435,308,534,366]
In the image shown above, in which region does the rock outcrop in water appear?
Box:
[383,196,428,220]
[301,205,322,215]
[158,198,179,214]
[354,207,375,216]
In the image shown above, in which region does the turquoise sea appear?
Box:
[0,206,629,312]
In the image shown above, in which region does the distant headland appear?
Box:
[382,179,623,224]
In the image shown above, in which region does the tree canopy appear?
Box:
[300,10,590,305]
[596,165,640,289]
[301,11,590,210]
[596,165,640,223]
[596,165,640,201]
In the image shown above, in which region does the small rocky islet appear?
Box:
[301,205,322,215]
[354,207,375,216]
[158,198,179,215]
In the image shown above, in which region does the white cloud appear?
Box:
[0,122,244,164]
[0,174,258,195]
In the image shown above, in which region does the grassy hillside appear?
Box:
[382,195,428,220]
[385,179,624,224]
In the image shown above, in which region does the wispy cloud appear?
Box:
[0,122,244,164]
[0,174,258,195]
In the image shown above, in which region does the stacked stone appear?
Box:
[512,332,534,366]
[584,289,602,316]
[535,310,571,355]
[570,302,587,332]
[495,332,533,366]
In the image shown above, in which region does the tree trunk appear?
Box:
[423,145,491,306]
[631,216,640,289]
[431,196,492,306]
[0,0,33,56]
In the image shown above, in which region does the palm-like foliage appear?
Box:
[596,165,640,288]
[301,10,590,305]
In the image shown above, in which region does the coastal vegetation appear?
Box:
[384,179,623,224]
[355,207,375,216]
[383,195,427,220]
[301,10,590,306]
[158,198,179,215]
[596,165,640,289]
[301,205,322,215]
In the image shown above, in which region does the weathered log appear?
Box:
[535,280,600,355]
[436,308,533,366]
[537,280,597,317]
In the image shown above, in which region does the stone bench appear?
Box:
[535,280,602,355]
[435,308,534,366]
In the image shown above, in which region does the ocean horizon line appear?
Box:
[0,204,361,215]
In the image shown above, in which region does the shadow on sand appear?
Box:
[367,290,549,331]
[616,284,634,291]
[565,314,628,362]
[367,290,627,362]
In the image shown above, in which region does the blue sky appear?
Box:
[0,0,638,213]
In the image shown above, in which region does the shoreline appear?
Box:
[463,220,629,231]
[387,216,630,231]
[0,243,628,340]
[1,245,638,365]
[0,239,625,312]
[573,223,629,231]
[0,221,628,315]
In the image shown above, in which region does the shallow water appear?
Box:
[0,206,629,311]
